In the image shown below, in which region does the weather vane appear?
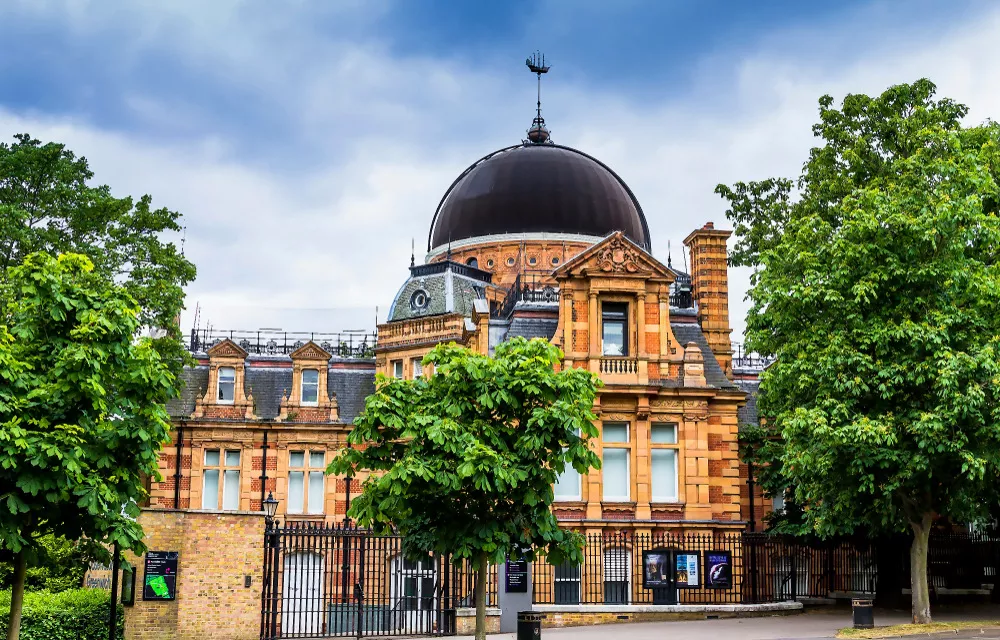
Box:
[524,51,552,144]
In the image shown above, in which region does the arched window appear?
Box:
[466,257,478,268]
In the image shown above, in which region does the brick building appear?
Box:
[150,111,774,532]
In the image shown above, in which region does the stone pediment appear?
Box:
[205,338,249,359]
[553,231,674,281]
[290,340,332,362]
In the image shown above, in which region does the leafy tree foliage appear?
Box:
[0,253,175,639]
[718,79,1000,623]
[0,535,100,593]
[0,133,195,376]
[329,338,601,640]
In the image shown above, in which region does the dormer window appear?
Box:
[301,369,319,405]
[217,367,236,403]
[601,302,628,356]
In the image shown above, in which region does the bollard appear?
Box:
[852,598,874,629]
[517,610,542,640]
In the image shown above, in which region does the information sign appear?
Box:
[143,551,178,601]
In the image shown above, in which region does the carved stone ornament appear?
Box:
[601,412,634,422]
[651,398,684,410]
[597,238,644,274]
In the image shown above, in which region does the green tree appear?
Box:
[329,338,601,640]
[717,79,1000,623]
[0,133,195,376]
[0,253,175,640]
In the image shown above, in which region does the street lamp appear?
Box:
[262,491,281,638]
[263,491,279,524]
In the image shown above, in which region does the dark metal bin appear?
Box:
[852,598,874,629]
[517,610,542,640]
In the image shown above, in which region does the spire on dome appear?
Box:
[524,52,552,144]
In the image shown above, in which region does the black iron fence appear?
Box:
[531,531,998,606]
[533,531,747,605]
[261,522,496,639]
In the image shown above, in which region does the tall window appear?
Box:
[650,423,679,502]
[287,451,326,515]
[217,367,235,403]
[392,360,403,379]
[602,422,630,501]
[601,302,628,356]
[603,549,631,604]
[301,369,319,405]
[554,562,581,605]
[554,428,582,501]
[202,449,241,510]
[411,357,423,379]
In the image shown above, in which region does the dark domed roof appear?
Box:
[428,143,650,252]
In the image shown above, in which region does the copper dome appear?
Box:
[428,144,650,252]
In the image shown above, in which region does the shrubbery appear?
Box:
[0,588,123,640]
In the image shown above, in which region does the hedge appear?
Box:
[0,588,123,640]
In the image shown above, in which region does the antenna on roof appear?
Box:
[525,52,552,144]
[410,238,415,268]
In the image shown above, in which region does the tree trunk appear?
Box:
[909,513,933,624]
[6,550,27,640]
[474,552,488,640]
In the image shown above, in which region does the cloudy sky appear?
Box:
[3,0,1000,344]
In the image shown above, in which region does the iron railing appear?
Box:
[188,329,376,358]
[533,531,749,605]
[731,342,776,371]
[261,522,497,639]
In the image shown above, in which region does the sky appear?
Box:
[3,0,1000,345]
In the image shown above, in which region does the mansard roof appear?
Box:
[167,358,375,424]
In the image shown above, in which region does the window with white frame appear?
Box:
[411,357,423,379]
[301,369,319,405]
[202,448,241,510]
[554,428,582,501]
[650,423,679,502]
[217,366,236,403]
[392,360,403,379]
[603,548,631,604]
[554,561,581,604]
[602,422,630,501]
[772,487,787,513]
[287,450,326,515]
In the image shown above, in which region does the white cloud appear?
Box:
[3,2,1000,346]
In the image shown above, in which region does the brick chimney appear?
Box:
[683,222,733,376]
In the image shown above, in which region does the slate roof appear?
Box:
[669,322,739,390]
[167,365,208,417]
[166,360,376,424]
[506,316,559,341]
[735,378,760,427]
[387,263,490,322]
[328,368,376,425]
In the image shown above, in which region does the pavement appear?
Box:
[455,605,1000,640]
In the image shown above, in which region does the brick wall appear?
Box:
[124,509,265,640]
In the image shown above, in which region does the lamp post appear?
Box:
[262,492,280,639]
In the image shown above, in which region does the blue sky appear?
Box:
[2,0,1000,341]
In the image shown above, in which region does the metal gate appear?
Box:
[261,522,495,638]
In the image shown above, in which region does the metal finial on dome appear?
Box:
[525,52,552,144]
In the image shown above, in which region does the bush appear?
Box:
[0,588,123,640]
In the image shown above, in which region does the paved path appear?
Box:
[455,606,1000,640]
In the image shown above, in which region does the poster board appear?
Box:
[704,551,733,589]
[675,552,700,588]
[143,551,178,601]
[504,558,528,593]
[642,549,672,588]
